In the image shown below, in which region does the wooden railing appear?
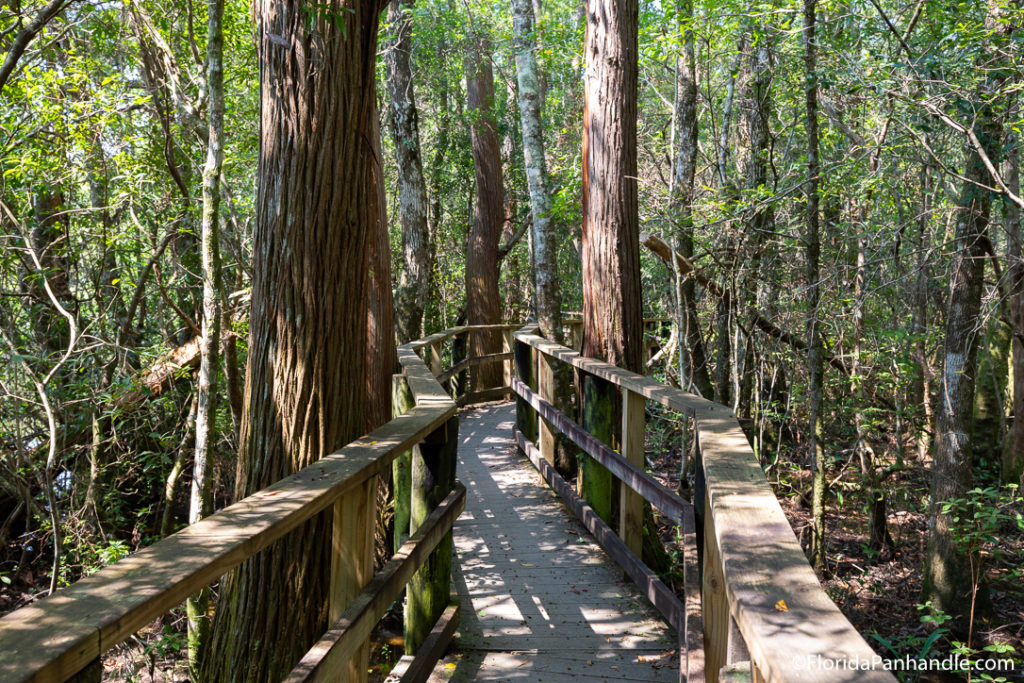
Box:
[0,328,501,683]
[0,321,897,683]
[512,328,897,683]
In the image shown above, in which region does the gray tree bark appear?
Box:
[387,0,430,343]
[186,0,224,671]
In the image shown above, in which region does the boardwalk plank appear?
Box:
[430,402,678,682]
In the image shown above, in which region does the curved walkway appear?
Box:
[430,402,678,682]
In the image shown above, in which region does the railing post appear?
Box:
[514,338,537,444]
[452,332,467,399]
[502,328,514,390]
[330,473,376,683]
[406,415,459,654]
[702,486,728,683]
[569,321,582,350]
[428,340,443,377]
[619,387,645,556]
[538,351,556,464]
[580,372,616,524]
[392,374,414,550]
[67,659,101,682]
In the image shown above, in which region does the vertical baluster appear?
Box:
[330,474,376,682]
[619,388,645,555]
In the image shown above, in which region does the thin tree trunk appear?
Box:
[387,0,429,344]
[187,0,224,670]
[202,0,382,677]
[1006,132,1024,486]
[512,0,561,344]
[802,0,826,570]
[669,1,713,399]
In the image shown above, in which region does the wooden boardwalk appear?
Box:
[429,402,678,682]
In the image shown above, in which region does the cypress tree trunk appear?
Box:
[581,0,641,524]
[186,0,224,670]
[387,0,429,344]
[202,0,382,677]
[465,35,504,390]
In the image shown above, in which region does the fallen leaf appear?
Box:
[775,599,789,612]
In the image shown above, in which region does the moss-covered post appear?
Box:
[538,351,557,465]
[581,373,616,525]
[405,415,459,653]
[392,374,414,551]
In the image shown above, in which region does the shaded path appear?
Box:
[430,402,678,682]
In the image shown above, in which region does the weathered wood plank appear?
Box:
[619,388,646,557]
[397,346,457,408]
[436,358,470,385]
[681,503,706,683]
[284,485,466,683]
[0,403,454,683]
[514,332,724,418]
[510,376,689,526]
[455,387,511,407]
[514,429,686,637]
[697,415,895,682]
[406,415,459,653]
[442,403,677,683]
[330,474,377,682]
[383,602,460,683]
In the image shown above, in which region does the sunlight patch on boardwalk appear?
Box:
[430,402,678,682]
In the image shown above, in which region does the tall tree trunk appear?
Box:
[669,0,713,399]
[387,0,429,344]
[1006,133,1024,486]
[465,35,504,390]
[202,0,382,677]
[924,0,1014,624]
[367,102,396,433]
[581,0,641,524]
[186,0,224,671]
[802,0,827,570]
[511,0,561,344]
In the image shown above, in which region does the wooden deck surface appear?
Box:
[429,402,678,682]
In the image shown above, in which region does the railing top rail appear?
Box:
[405,324,519,351]
[514,331,724,418]
[512,330,895,683]
[0,348,455,683]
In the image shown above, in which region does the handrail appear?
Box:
[0,330,474,683]
[513,330,896,683]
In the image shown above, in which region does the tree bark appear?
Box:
[669,0,713,399]
[202,0,383,677]
[581,0,641,526]
[465,35,504,390]
[512,0,561,344]
[387,0,430,344]
[1006,132,1024,486]
[925,0,1014,623]
[186,0,224,670]
[802,0,827,570]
